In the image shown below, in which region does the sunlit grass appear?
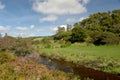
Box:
[39,44,120,74]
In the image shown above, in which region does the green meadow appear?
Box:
[38,44,120,74]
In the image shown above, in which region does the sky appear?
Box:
[0,0,120,37]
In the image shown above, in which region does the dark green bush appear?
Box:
[90,31,120,45]
[70,26,87,43]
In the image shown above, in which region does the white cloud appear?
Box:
[16,27,28,31]
[59,25,67,31]
[50,27,58,32]
[15,25,36,37]
[16,25,35,31]
[18,32,27,37]
[0,26,10,32]
[32,0,88,15]
[40,15,58,22]
[14,31,36,37]
[66,18,76,23]
[66,17,88,23]
[32,0,90,22]
[82,0,90,5]
[59,25,67,28]
[30,25,35,29]
[79,17,87,22]
[15,32,36,37]
[50,25,67,32]
[0,2,5,10]
[36,29,43,32]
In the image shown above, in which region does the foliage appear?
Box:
[60,42,71,48]
[41,37,53,44]
[14,38,33,56]
[0,52,81,80]
[70,25,87,43]
[53,25,72,42]
[0,36,16,51]
[0,52,16,64]
[80,9,120,45]
[89,31,120,45]
[53,9,120,45]
[99,32,120,45]
[0,35,33,56]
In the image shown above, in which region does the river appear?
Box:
[39,55,120,80]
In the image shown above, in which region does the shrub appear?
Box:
[0,36,33,56]
[0,36,16,51]
[100,32,120,45]
[0,52,16,64]
[90,31,120,45]
[14,38,33,56]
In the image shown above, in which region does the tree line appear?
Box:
[53,9,120,45]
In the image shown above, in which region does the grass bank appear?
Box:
[38,44,120,74]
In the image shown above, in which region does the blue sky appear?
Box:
[0,0,120,37]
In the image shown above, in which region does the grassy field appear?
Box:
[38,44,120,74]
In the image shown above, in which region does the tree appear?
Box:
[54,27,65,40]
[66,24,72,31]
[70,26,87,43]
[53,9,120,45]
[99,12,112,28]
[79,9,120,45]
[112,9,120,24]
[57,27,65,34]
[54,26,72,41]
[110,23,120,35]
